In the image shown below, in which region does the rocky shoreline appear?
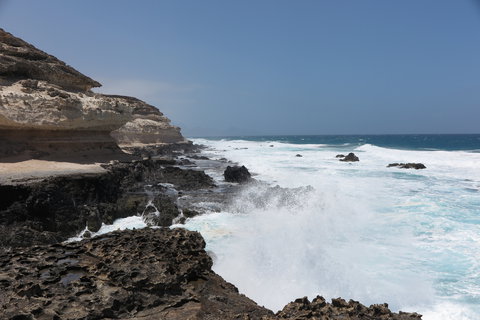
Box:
[0,29,422,319]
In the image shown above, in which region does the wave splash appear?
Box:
[185,138,480,319]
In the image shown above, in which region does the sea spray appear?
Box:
[185,136,480,319]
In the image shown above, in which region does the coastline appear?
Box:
[0,145,423,319]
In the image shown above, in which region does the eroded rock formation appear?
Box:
[0,227,422,320]
[0,228,273,320]
[0,28,185,161]
[0,158,215,248]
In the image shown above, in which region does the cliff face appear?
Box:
[0,28,185,161]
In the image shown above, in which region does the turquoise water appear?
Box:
[185,135,480,319]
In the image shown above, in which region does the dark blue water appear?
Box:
[195,134,480,151]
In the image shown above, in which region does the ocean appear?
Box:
[184,135,480,320]
[81,134,480,319]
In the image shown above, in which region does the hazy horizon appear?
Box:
[1,0,479,136]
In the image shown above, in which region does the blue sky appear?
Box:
[1,0,479,136]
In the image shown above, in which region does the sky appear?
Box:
[1,0,479,136]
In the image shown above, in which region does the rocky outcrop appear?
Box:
[387,163,426,170]
[0,28,185,161]
[0,228,422,320]
[0,28,100,91]
[0,228,273,320]
[267,296,421,320]
[0,159,215,248]
[338,153,360,162]
[109,95,186,149]
[224,165,251,183]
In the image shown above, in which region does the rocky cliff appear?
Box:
[0,28,185,161]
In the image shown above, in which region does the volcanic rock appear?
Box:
[0,159,214,248]
[0,228,273,320]
[224,165,251,183]
[267,296,421,320]
[387,163,426,169]
[339,152,359,162]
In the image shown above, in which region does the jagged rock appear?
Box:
[0,159,214,248]
[224,165,251,183]
[0,228,273,320]
[339,152,359,162]
[387,163,426,170]
[269,295,421,320]
[183,208,201,218]
[143,194,180,227]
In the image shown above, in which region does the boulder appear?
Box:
[295,154,303,157]
[224,165,251,183]
[339,152,359,162]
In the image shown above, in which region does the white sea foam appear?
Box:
[186,138,480,319]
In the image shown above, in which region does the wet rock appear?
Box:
[387,163,426,169]
[183,208,201,218]
[0,159,214,248]
[336,154,345,158]
[189,155,210,160]
[0,228,273,320]
[143,194,181,227]
[224,165,251,183]
[339,152,359,162]
[295,154,303,157]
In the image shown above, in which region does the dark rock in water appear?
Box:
[189,154,210,160]
[295,154,303,157]
[143,194,180,227]
[177,158,196,166]
[183,208,201,218]
[270,145,274,147]
[268,295,421,320]
[387,163,426,170]
[0,228,273,319]
[339,152,359,162]
[336,154,345,158]
[224,165,251,183]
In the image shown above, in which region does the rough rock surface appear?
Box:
[339,153,360,162]
[0,28,100,91]
[0,228,422,320]
[224,165,251,183]
[387,163,426,170]
[0,28,185,160]
[0,159,215,248]
[267,296,421,320]
[0,228,273,320]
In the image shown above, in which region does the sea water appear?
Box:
[183,135,480,320]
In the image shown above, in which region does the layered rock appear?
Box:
[0,28,100,91]
[0,28,185,161]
